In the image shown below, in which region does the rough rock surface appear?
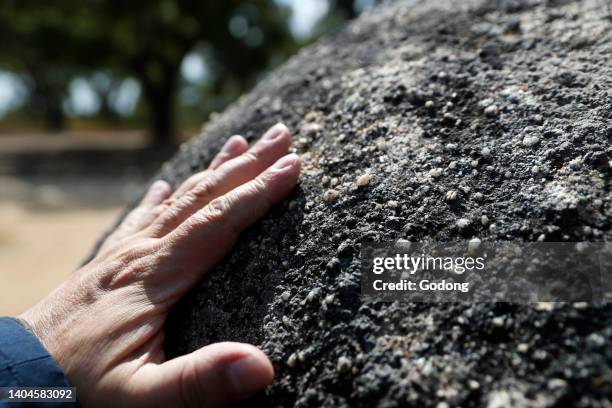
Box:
[112,0,612,406]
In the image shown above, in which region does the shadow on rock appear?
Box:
[164,186,307,358]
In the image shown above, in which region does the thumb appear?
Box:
[136,342,274,407]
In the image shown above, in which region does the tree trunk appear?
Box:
[27,69,66,132]
[140,66,178,147]
[334,0,357,19]
[44,98,65,131]
[149,92,174,146]
[98,90,121,124]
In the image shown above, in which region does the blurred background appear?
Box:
[0,0,379,314]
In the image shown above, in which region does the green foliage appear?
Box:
[0,0,375,143]
[0,0,100,129]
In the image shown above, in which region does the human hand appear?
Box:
[19,124,300,407]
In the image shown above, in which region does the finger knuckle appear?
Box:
[204,196,232,222]
[251,176,274,210]
[98,240,160,289]
[149,203,167,219]
[190,195,241,238]
[149,203,174,230]
[242,151,259,166]
[250,176,268,196]
[185,172,217,202]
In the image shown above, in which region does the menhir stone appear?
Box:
[106,0,612,406]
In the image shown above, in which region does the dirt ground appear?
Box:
[0,202,122,315]
[0,129,175,315]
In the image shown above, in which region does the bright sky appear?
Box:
[0,72,27,117]
[0,0,337,118]
[276,0,329,38]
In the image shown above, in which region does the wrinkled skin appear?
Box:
[19,124,301,407]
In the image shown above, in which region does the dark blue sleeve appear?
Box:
[0,317,75,407]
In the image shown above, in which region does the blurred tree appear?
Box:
[310,0,382,43]
[0,0,100,130]
[0,0,380,144]
[88,71,124,124]
[333,0,359,19]
[89,0,296,145]
[0,0,295,144]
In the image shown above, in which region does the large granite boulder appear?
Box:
[108,0,612,406]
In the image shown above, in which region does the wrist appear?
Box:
[18,308,53,355]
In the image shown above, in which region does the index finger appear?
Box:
[165,153,301,278]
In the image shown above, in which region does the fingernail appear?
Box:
[145,180,172,204]
[263,123,288,141]
[271,153,299,172]
[227,356,272,396]
[222,136,245,155]
[150,180,170,194]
